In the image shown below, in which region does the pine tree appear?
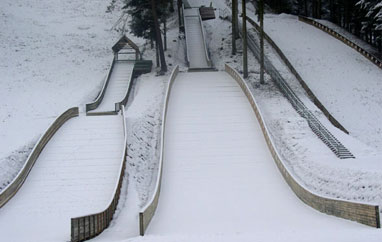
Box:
[124,0,171,73]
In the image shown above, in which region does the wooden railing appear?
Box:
[139,66,179,235]
[298,16,382,70]
[225,63,380,228]
[71,107,128,242]
[85,58,115,113]
[0,107,79,208]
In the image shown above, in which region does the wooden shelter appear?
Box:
[112,35,141,61]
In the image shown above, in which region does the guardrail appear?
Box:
[298,16,382,70]
[86,59,115,113]
[139,65,179,236]
[243,16,353,159]
[246,16,348,134]
[0,107,79,208]
[198,10,212,67]
[225,63,380,228]
[71,106,128,242]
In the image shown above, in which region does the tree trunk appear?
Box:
[232,0,237,55]
[156,41,160,67]
[163,18,167,51]
[304,0,308,16]
[151,0,167,73]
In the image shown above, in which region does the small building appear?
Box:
[199,6,215,21]
[112,35,141,61]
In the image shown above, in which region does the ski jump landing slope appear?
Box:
[88,61,134,114]
[184,8,211,69]
[0,115,124,242]
[145,72,380,241]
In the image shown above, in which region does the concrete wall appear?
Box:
[225,63,380,228]
[0,107,79,208]
[139,66,180,236]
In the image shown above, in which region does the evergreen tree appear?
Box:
[124,0,172,73]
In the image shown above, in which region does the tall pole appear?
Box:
[242,0,248,78]
[232,0,237,55]
[259,0,264,84]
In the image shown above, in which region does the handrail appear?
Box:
[0,107,79,208]
[298,16,382,69]
[139,66,180,236]
[198,10,212,67]
[225,63,380,228]
[183,5,190,66]
[245,16,349,134]
[71,107,128,242]
[85,58,116,113]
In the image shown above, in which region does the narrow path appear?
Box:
[0,115,124,242]
[184,8,210,69]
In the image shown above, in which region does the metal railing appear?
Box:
[242,17,354,159]
[139,66,179,235]
[71,107,128,241]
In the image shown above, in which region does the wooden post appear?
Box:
[242,0,248,78]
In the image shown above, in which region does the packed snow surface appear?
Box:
[259,14,382,151]
[0,115,124,242]
[134,71,381,241]
[184,8,210,68]
[88,61,134,113]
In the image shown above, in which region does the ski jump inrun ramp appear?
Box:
[143,71,380,240]
[184,7,212,70]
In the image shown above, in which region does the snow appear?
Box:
[315,19,382,59]
[88,61,135,113]
[0,0,139,192]
[255,13,382,151]
[129,71,382,241]
[0,115,124,242]
[184,8,210,68]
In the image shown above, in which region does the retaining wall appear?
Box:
[139,66,180,236]
[71,107,128,242]
[298,16,382,70]
[225,63,380,228]
[0,107,79,208]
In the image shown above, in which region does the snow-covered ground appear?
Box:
[0,0,143,191]
[255,13,382,151]
[316,19,382,59]
[0,115,124,242]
